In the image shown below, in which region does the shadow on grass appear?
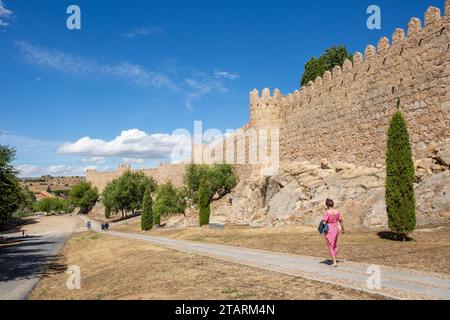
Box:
[377,231,414,242]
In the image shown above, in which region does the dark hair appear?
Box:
[326,198,334,209]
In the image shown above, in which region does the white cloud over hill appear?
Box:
[58,129,192,160]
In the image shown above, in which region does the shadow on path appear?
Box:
[0,235,67,283]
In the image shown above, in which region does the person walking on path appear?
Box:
[322,199,345,267]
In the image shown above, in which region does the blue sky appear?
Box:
[0,0,445,177]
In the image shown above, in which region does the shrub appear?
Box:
[385,105,416,240]
[141,188,153,231]
[198,178,211,226]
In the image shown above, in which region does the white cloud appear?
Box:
[123,27,165,38]
[16,164,94,178]
[16,42,240,110]
[58,129,191,160]
[0,0,12,28]
[184,72,230,110]
[16,41,176,90]
[81,156,106,165]
[122,157,145,164]
[213,70,240,80]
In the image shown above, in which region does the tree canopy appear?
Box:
[33,197,71,214]
[152,182,187,218]
[0,145,22,225]
[68,181,99,214]
[102,171,156,218]
[301,45,353,86]
[184,163,238,205]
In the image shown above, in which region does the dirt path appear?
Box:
[81,216,450,300]
[0,215,81,300]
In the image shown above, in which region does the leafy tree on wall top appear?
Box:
[301,45,353,86]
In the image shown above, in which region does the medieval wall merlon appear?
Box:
[279,4,447,108]
[280,2,450,166]
[249,87,283,128]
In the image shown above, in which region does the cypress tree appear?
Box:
[141,189,153,231]
[385,102,416,240]
[198,178,211,227]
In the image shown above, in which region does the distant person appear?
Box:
[86,221,91,230]
[101,222,109,231]
[322,198,345,267]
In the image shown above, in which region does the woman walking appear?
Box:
[322,199,345,267]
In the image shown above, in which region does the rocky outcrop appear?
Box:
[211,141,450,229]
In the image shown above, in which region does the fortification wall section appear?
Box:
[86,164,187,192]
[87,2,450,192]
[274,5,450,166]
[86,163,256,193]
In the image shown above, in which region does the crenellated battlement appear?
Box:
[276,2,450,166]
[251,4,447,115]
[88,1,450,191]
[249,88,283,128]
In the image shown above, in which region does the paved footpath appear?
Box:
[0,215,80,300]
[81,216,450,300]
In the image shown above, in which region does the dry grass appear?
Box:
[29,231,379,300]
[112,221,450,274]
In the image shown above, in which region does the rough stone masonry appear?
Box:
[87,1,450,228]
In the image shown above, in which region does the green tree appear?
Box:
[33,197,71,214]
[18,186,36,213]
[102,179,119,217]
[141,187,153,231]
[152,182,187,219]
[68,181,99,214]
[184,163,238,205]
[101,171,156,218]
[301,57,327,87]
[385,101,416,240]
[0,145,22,226]
[104,205,111,219]
[301,45,353,86]
[198,178,211,226]
[184,163,209,204]
[153,210,161,227]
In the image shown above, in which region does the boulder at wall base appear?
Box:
[267,182,304,219]
[208,158,449,229]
